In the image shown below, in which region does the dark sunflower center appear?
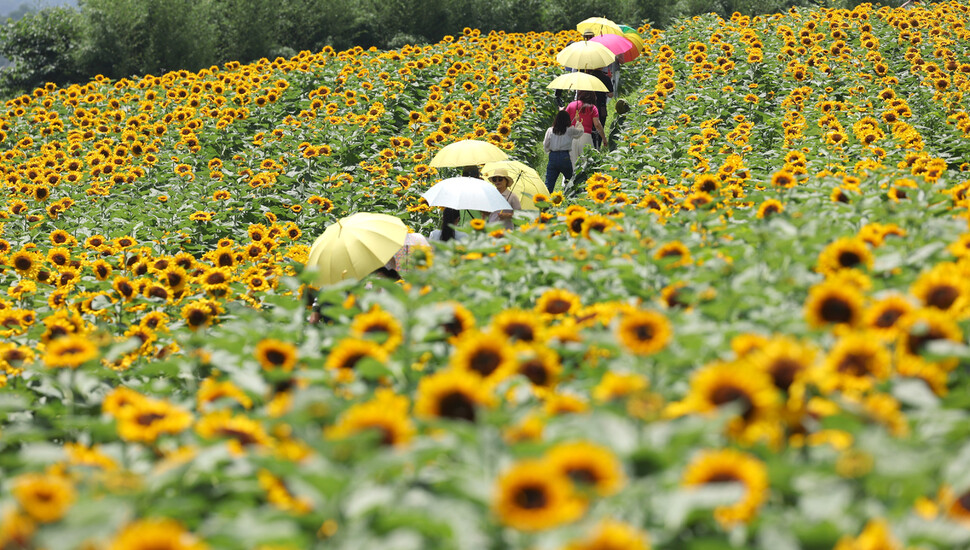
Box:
[136,412,166,426]
[763,204,779,215]
[706,472,741,484]
[265,349,287,366]
[339,353,365,370]
[566,467,599,485]
[874,308,903,328]
[520,361,549,386]
[218,253,233,267]
[438,391,476,422]
[469,349,501,377]
[442,317,464,337]
[769,358,803,390]
[820,297,854,324]
[710,385,754,419]
[569,217,585,234]
[837,251,861,268]
[504,323,534,342]
[836,352,872,377]
[926,285,959,310]
[14,257,32,270]
[633,322,655,342]
[219,428,259,446]
[187,309,209,326]
[906,328,944,356]
[544,299,571,315]
[513,485,548,509]
[148,286,168,299]
[958,491,970,513]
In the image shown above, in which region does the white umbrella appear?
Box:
[421,177,513,211]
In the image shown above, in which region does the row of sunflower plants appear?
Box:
[3,2,970,549]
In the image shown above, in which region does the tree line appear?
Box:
[0,0,890,96]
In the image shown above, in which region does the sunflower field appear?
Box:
[4,2,970,549]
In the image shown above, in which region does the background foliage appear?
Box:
[0,0,895,95]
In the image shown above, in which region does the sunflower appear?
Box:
[324,338,389,382]
[816,237,873,274]
[616,309,672,355]
[325,389,415,447]
[449,330,517,382]
[535,288,581,316]
[833,519,901,550]
[10,249,41,278]
[668,360,781,443]
[491,309,545,343]
[804,280,864,328]
[863,294,914,337]
[910,263,969,314]
[107,518,208,550]
[12,472,75,523]
[653,241,691,267]
[580,215,615,239]
[562,520,651,550]
[115,397,192,443]
[819,332,892,394]
[43,334,98,368]
[756,199,784,218]
[254,338,298,371]
[745,336,816,392]
[516,344,561,388]
[196,377,253,411]
[180,299,220,331]
[770,169,796,188]
[350,306,403,352]
[895,308,963,365]
[681,448,769,527]
[112,276,138,302]
[415,368,494,422]
[493,459,586,532]
[545,441,625,498]
[565,212,588,236]
[195,410,271,455]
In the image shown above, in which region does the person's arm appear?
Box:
[593,117,608,146]
[568,126,583,139]
[542,128,553,153]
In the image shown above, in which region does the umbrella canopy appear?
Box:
[576,17,624,36]
[590,34,637,63]
[618,24,638,34]
[429,139,508,168]
[306,213,408,287]
[556,41,615,70]
[422,177,513,211]
[623,32,645,55]
[547,72,609,93]
[481,161,544,211]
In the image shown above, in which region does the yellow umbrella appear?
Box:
[547,72,608,93]
[577,17,624,36]
[623,32,645,55]
[305,212,408,286]
[482,160,545,211]
[429,139,509,168]
[556,40,615,70]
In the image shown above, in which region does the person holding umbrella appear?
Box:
[484,167,521,230]
[565,91,608,167]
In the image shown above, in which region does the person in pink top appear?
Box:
[565,91,608,168]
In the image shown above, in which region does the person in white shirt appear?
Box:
[543,109,584,192]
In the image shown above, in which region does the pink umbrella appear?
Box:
[590,34,637,63]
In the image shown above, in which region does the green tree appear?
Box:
[0,6,83,94]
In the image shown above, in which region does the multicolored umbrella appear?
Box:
[591,34,638,63]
